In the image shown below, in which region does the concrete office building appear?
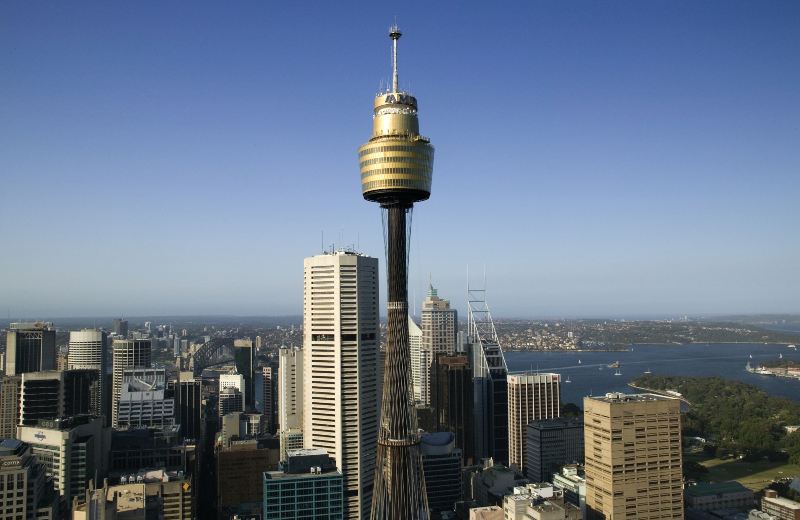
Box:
[507,373,561,473]
[217,438,280,519]
[584,393,683,520]
[262,449,344,520]
[116,368,175,429]
[111,339,151,428]
[552,465,586,517]
[0,439,57,520]
[278,347,303,461]
[219,372,245,393]
[5,322,56,376]
[432,353,475,465]
[0,376,21,439]
[303,251,380,519]
[219,387,244,417]
[420,432,462,516]
[19,371,63,426]
[526,418,584,483]
[761,490,800,520]
[68,329,108,418]
[17,415,110,506]
[233,338,255,409]
[684,481,755,511]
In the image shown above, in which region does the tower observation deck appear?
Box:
[359,25,432,520]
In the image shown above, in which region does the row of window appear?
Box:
[360,155,432,168]
[361,167,431,178]
[362,178,431,191]
[358,145,432,157]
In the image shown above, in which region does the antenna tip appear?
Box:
[389,24,402,40]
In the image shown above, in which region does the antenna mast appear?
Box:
[389,24,402,92]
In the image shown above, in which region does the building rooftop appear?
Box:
[685,481,752,498]
[763,495,800,510]
[589,392,675,403]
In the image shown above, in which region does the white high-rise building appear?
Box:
[219,373,245,393]
[302,251,380,519]
[111,339,151,428]
[412,284,457,406]
[408,317,426,403]
[278,347,303,460]
[68,329,108,420]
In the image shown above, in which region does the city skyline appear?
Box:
[2,1,798,318]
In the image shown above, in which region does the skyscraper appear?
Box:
[0,439,57,518]
[507,372,561,473]
[233,338,255,409]
[526,417,584,483]
[113,318,128,338]
[219,387,244,417]
[468,289,509,465]
[420,285,457,407]
[5,322,56,375]
[420,432,462,516]
[408,317,426,403]
[263,449,344,520]
[358,25,434,519]
[68,329,108,418]
[116,368,175,429]
[303,251,380,519]
[432,353,475,465]
[278,346,303,460]
[584,393,684,520]
[0,375,21,439]
[111,338,152,428]
[262,365,274,432]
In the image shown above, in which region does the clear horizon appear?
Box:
[2,1,798,318]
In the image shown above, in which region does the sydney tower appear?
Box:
[358,26,433,519]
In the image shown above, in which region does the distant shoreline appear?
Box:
[507,342,794,353]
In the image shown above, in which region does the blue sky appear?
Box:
[1,1,798,318]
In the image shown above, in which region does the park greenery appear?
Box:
[632,375,800,465]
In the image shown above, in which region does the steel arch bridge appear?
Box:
[191,338,235,375]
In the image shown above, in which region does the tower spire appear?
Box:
[389,24,402,92]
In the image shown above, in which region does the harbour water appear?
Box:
[505,343,800,406]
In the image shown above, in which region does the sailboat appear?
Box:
[565,375,572,383]
[780,353,784,359]
[614,369,622,376]
[578,359,582,364]
[749,354,753,359]
[644,368,652,374]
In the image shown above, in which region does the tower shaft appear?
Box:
[371,204,429,519]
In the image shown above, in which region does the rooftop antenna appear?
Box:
[389,23,402,92]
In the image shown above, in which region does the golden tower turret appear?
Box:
[359,25,434,206]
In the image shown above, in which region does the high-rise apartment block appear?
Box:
[584,393,683,520]
[68,329,108,417]
[5,322,56,376]
[303,251,380,519]
[507,373,561,473]
[262,449,344,520]
[111,338,152,428]
[526,418,584,483]
[278,346,303,461]
[421,285,457,357]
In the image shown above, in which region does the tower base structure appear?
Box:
[371,204,429,520]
